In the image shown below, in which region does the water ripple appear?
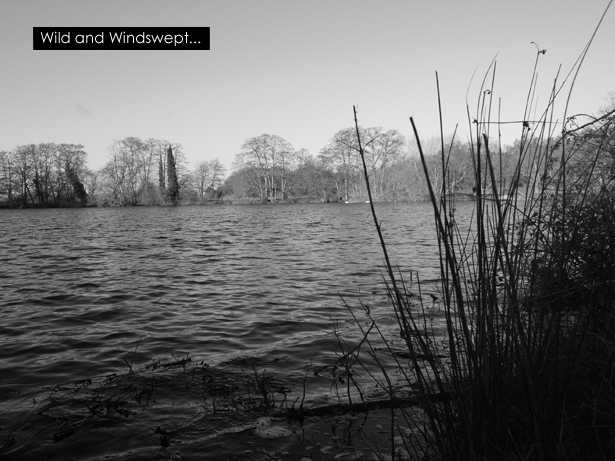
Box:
[0,202,471,459]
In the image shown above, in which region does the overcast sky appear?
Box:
[1,0,613,173]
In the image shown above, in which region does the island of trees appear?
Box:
[1,101,613,208]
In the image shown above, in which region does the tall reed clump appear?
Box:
[352,7,615,459]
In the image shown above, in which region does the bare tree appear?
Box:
[233,134,297,202]
[0,151,15,205]
[193,158,226,200]
[319,128,365,201]
[362,128,406,199]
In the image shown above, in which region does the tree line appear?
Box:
[0,143,89,208]
[2,113,611,207]
[222,128,548,203]
[0,138,226,208]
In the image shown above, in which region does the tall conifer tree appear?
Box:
[158,153,166,199]
[165,145,180,205]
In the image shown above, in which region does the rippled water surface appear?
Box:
[0,202,466,460]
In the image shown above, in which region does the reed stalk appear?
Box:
[351,4,615,458]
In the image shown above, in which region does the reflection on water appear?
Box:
[0,202,468,459]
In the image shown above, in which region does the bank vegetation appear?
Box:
[343,31,615,461]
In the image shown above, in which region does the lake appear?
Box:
[0,202,465,460]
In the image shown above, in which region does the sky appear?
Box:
[1,0,614,174]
